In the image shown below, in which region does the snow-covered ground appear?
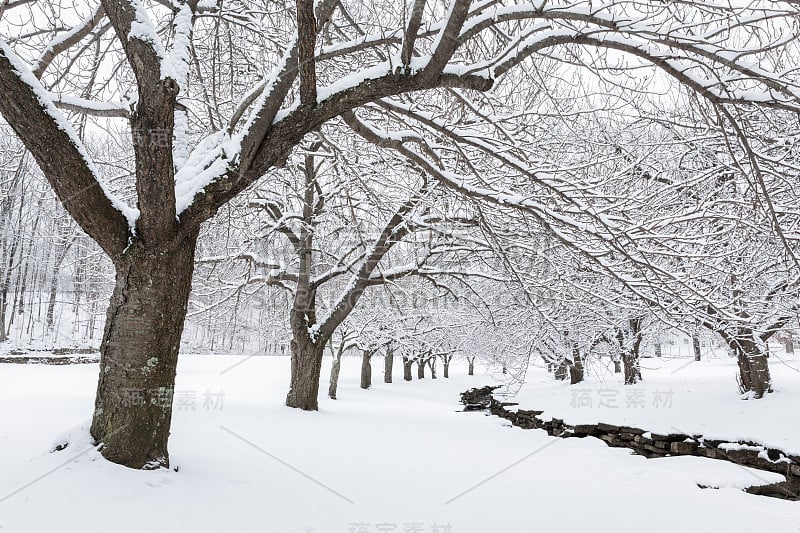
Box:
[1,355,799,533]
[512,352,800,455]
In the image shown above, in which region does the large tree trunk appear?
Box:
[443,358,450,378]
[360,350,372,389]
[734,336,772,398]
[403,356,413,381]
[89,237,197,469]
[286,333,325,410]
[384,349,393,383]
[417,358,425,379]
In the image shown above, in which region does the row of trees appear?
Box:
[1,0,799,470]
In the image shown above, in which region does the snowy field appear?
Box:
[1,355,799,533]
[514,352,800,455]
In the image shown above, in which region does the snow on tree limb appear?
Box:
[0,38,136,254]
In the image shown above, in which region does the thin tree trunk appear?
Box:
[360,349,372,389]
[618,321,643,385]
[90,236,198,469]
[0,284,7,342]
[428,356,437,379]
[46,235,74,330]
[468,357,474,376]
[384,348,393,383]
[0,225,21,343]
[328,350,342,400]
[692,332,701,361]
[568,342,584,384]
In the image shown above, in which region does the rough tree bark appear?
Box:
[286,313,326,410]
[90,235,198,468]
[732,334,772,398]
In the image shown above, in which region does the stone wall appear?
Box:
[462,386,799,500]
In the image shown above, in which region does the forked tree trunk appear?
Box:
[428,357,437,379]
[90,237,197,469]
[468,357,475,376]
[360,350,372,389]
[384,349,393,383]
[403,356,413,381]
[417,358,425,379]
